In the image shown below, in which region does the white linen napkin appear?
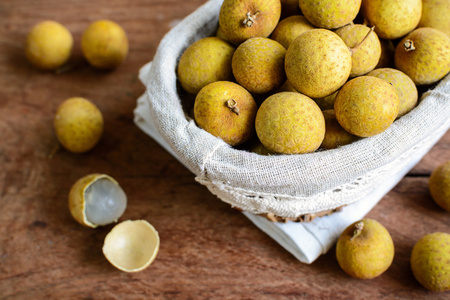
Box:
[134,62,444,263]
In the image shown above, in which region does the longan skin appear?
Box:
[232,37,286,94]
[394,27,450,86]
[429,160,450,212]
[177,37,235,95]
[255,92,325,154]
[25,20,73,70]
[285,29,352,99]
[361,0,422,40]
[336,218,395,279]
[81,20,129,69]
[54,97,104,153]
[335,24,381,77]
[219,0,281,45]
[418,0,450,37]
[320,109,359,149]
[194,81,257,146]
[334,76,399,137]
[270,15,315,49]
[299,0,362,30]
[367,68,418,118]
[410,232,450,291]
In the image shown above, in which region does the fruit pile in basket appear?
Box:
[177,0,450,155]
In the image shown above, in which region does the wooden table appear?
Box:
[1,1,449,299]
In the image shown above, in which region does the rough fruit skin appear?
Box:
[255,92,325,154]
[321,110,358,149]
[219,0,281,45]
[177,37,235,94]
[361,0,422,40]
[336,218,395,279]
[285,29,352,99]
[335,24,381,77]
[411,232,450,291]
[429,160,450,212]
[334,76,399,138]
[299,0,361,30]
[81,20,128,69]
[54,97,104,153]
[25,20,73,70]
[394,27,450,86]
[367,68,418,118]
[418,0,450,37]
[313,90,338,111]
[194,81,257,146]
[232,37,286,94]
[270,15,315,49]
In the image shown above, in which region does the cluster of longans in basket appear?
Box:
[176,0,450,155]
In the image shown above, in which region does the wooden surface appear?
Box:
[0,1,449,299]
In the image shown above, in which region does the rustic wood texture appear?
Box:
[0,1,449,299]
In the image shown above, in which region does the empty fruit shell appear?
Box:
[102,220,160,272]
[68,173,127,228]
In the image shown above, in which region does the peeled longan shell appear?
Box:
[103,220,160,272]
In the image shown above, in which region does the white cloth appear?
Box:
[133,0,450,263]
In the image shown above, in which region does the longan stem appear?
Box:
[350,26,375,55]
[350,221,364,241]
[226,99,240,115]
[243,11,261,27]
[403,40,416,52]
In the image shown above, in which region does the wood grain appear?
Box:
[0,1,449,299]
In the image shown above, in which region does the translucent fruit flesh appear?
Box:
[85,178,127,226]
